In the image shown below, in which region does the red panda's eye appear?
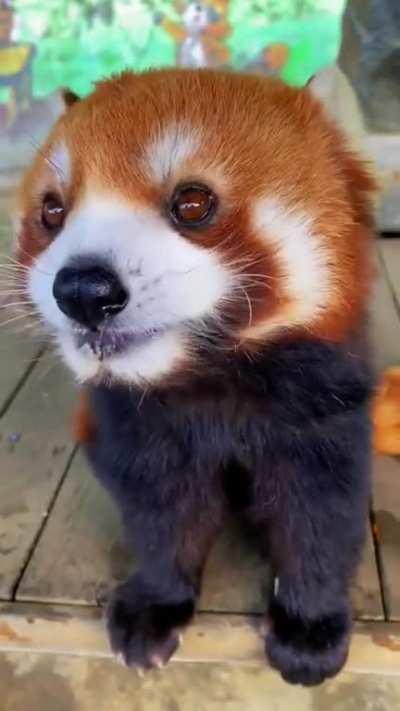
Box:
[41,194,65,232]
[170,184,216,227]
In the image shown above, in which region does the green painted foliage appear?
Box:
[228,12,342,85]
[6,0,345,99]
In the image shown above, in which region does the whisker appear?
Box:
[0,300,34,308]
[0,286,27,294]
[0,270,27,277]
[0,251,56,278]
[0,280,26,288]
[0,262,55,279]
[234,278,273,289]
[0,270,28,277]
[28,135,65,181]
[209,232,237,254]
[14,245,39,266]
[12,320,45,334]
[0,313,34,327]
[13,323,43,335]
[0,254,29,267]
[240,272,278,281]
[0,290,28,296]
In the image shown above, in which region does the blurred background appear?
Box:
[0,1,345,168]
[0,0,399,230]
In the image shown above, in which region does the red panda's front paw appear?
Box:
[265,603,351,686]
[106,577,195,671]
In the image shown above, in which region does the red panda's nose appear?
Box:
[53,266,128,329]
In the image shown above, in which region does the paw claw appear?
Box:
[106,578,194,672]
[115,652,126,666]
[150,655,164,669]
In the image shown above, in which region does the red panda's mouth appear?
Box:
[73,326,167,359]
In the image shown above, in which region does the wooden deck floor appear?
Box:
[0,240,400,673]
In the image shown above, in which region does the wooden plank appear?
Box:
[365,134,400,232]
[372,454,400,621]
[369,243,400,620]
[16,450,128,606]
[0,603,399,674]
[18,450,382,619]
[0,326,42,416]
[352,526,383,621]
[17,450,271,611]
[204,523,382,619]
[0,208,43,412]
[0,357,76,600]
[200,523,269,614]
[380,240,400,309]
[370,260,400,372]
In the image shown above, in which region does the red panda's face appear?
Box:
[17,70,374,387]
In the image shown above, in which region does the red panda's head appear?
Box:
[16,69,375,387]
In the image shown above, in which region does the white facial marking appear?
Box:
[59,329,185,386]
[250,197,331,332]
[100,330,186,385]
[29,193,230,384]
[48,141,70,184]
[145,124,201,183]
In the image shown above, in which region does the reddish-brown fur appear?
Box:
[73,390,96,444]
[17,69,376,347]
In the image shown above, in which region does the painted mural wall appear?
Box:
[0,1,345,172]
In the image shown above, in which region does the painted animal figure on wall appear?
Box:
[157,1,230,67]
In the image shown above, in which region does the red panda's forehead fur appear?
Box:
[24,70,368,216]
[20,69,375,345]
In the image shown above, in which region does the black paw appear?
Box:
[266,603,351,686]
[106,577,195,670]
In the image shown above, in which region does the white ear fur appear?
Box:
[307,65,336,106]
[308,64,365,152]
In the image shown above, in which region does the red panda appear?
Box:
[15,69,375,685]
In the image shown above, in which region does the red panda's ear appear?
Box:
[62,88,80,108]
[306,66,336,103]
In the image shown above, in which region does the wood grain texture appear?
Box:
[370,244,400,620]
[16,450,128,606]
[17,450,383,619]
[380,241,400,309]
[371,257,400,371]
[0,325,42,416]
[17,449,271,611]
[0,208,43,412]
[0,356,76,600]
[0,603,399,674]
[366,134,400,232]
[372,454,400,621]
[352,526,383,621]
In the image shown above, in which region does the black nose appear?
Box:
[53,266,128,329]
